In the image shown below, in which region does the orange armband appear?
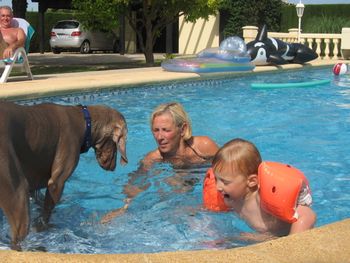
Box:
[203,168,229,212]
[258,161,310,223]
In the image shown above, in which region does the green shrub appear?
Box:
[163,53,175,60]
[304,15,350,33]
[220,0,282,38]
[280,4,350,33]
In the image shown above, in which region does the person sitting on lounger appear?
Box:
[0,5,26,59]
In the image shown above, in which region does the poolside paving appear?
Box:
[0,53,341,100]
[0,54,350,262]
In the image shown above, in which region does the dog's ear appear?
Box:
[113,125,128,165]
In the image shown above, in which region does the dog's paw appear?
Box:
[27,246,47,252]
[32,217,52,232]
[10,242,22,251]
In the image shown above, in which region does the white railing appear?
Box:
[243,26,343,60]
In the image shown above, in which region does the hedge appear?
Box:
[281,4,350,33]
[26,10,77,53]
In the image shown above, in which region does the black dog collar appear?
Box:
[80,105,92,153]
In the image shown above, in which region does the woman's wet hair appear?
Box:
[212,138,262,177]
[150,102,192,140]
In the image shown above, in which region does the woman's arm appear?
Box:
[100,153,156,224]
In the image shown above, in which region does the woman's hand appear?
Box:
[100,198,131,224]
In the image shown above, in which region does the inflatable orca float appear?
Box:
[246,25,318,66]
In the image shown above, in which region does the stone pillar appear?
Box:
[341,27,350,59]
[288,28,299,43]
[242,26,258,43]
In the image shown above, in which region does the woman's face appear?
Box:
[152,112,183,155]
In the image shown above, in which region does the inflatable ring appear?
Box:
[161,36,255,74]
[203,168,229,212]
[161,57,254,74]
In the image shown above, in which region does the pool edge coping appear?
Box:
[1,219,350,262]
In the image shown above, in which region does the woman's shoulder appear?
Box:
[193,135,218,146]
[142,149,161,166]
[192,136,219,155]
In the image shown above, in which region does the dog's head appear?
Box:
[47,105,128,204]
[91,106,128,171]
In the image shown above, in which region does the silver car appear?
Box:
[49,20,119,54]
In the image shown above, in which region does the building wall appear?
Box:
[178,14,220,55]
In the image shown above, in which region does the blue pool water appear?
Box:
[1,66,350,253]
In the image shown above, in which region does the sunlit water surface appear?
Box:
[1,67,349,253]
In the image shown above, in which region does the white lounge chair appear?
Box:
[0,17,35,83]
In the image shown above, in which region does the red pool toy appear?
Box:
[333,63,349,76]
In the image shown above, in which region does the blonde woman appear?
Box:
[142,102,218,168]
[101,102,219,223]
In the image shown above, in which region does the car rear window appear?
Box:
[54,21,79,29]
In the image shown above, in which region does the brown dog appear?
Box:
[0,101,128,250]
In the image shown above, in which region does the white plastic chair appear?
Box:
[0,17,35,83]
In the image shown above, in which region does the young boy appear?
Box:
[210,138,316,239]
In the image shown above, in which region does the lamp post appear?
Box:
[296,1,305,43]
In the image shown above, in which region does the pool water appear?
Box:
[1,67,350,253]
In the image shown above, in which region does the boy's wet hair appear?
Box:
[212,138,262,177]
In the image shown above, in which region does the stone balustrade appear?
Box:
[242,26,349,60]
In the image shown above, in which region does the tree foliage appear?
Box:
[72,0,121,31]
[12,0,27,18]
[72,0,221,65]
[220,0,283,38]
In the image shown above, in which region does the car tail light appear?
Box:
[71,31,82,37]
[50,32,56,37]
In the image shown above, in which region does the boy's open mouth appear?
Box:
[223,193,230,199]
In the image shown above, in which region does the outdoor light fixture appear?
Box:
[296,0,305,43]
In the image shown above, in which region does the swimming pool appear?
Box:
[1,67,349,253]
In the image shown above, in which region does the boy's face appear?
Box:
[214,166,248,206]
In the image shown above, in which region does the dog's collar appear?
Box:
[80,105,92,153]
